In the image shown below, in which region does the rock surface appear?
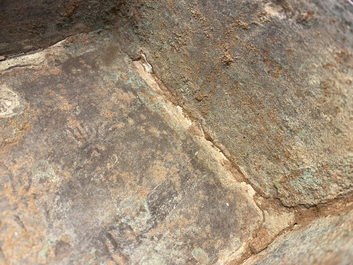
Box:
[0,0,353,264]
[0,32,265,264]
[244,208,353,265]
[0,0,128,56]
[116,0,353,207]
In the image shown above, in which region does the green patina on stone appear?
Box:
[192,248,210,264]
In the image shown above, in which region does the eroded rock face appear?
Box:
[1,0,352,209]
[0,32,263,264]
[116,0,353,207]
[1,0,353,264]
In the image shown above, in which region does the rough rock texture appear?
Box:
[0,0,129,56]
[1,0,353,264]
[0,32,265,264]
[244,208,353,265]
[115,0,353,207]
[248,197,295,254]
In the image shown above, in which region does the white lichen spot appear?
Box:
[0,85,22,118]
[264,3,286,20]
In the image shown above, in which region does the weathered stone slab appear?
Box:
[0,32,263,264]
[1,0,353,264]
[116,0,353,207]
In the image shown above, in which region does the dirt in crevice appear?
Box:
[293,193,353,225]
[238,192,353,264]
[232,193,353,265]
